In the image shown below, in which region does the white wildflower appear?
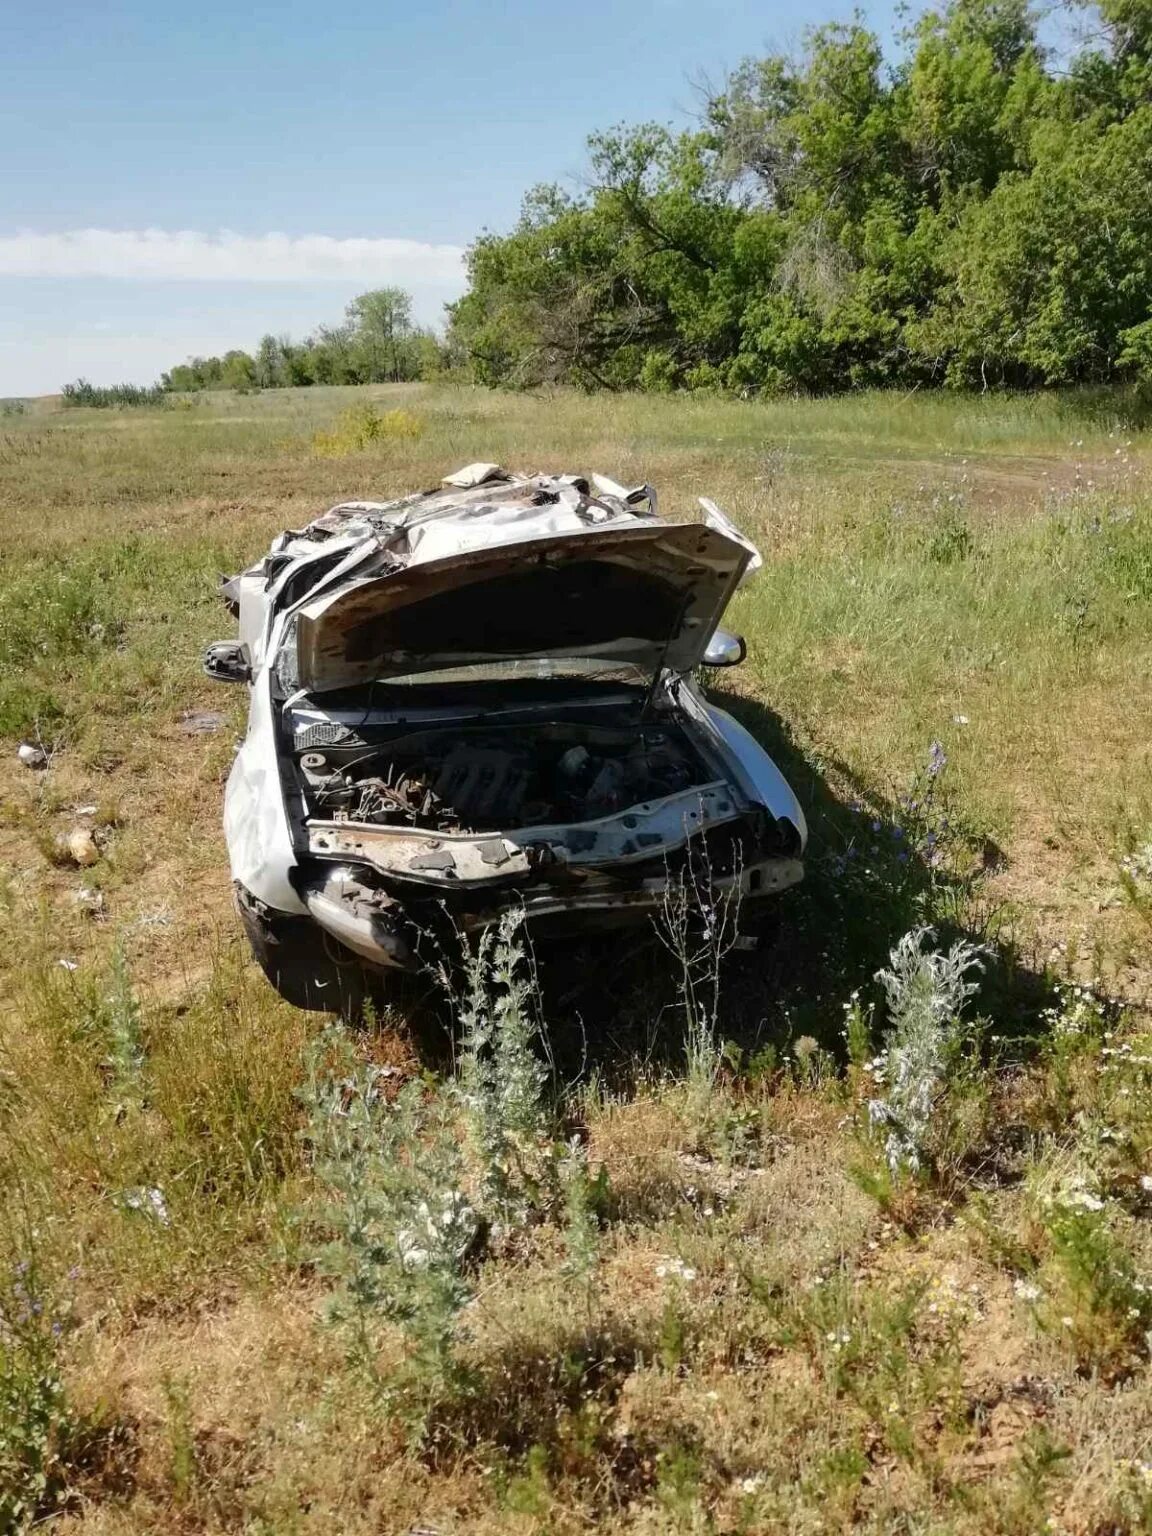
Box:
[655,1256,697,1283]
[1063,1189,1105,1213]
[120,1186,169,1225]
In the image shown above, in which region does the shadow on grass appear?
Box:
[537,689,1054,1083]
[378,686,1056,1086]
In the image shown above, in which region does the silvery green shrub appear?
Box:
[453,909,551,1225]
[302,1027,474,1391]
[867,927,984,1176]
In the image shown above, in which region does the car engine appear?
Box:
[295,724,705,832]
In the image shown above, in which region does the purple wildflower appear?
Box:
[928,741,947,778]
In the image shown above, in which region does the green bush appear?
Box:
[60,379,166,409]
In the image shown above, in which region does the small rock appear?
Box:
[72,886,105,916]
[56,827,99,867]
[180,710,225,735]
[132,907,172,930]
[17,742,47,768]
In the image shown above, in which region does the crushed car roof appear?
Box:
[263,466,763,692]
[275,465,661,563]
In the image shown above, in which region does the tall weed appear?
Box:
[0,1232,69,1534]
[865,927,984,1178]
[654,845,744,1145]
[301,1024,474,1404]
[302,916,607,1424]
[453,909,552,1225]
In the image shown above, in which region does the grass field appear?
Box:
[1,383,1151,1533]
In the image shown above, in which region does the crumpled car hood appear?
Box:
[281,466,759,693]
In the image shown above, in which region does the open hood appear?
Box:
[292,518,754,694]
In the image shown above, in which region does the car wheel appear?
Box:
[234,884,369,1016]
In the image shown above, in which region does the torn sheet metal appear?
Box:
[442,462,509,488]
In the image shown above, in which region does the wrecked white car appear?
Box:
[205,465,806,1010]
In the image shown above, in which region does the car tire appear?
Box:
[234,884,369,1016]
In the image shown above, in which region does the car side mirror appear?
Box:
[702,629,746,668]
[203,641,252,684]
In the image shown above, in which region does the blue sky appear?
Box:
[1,0,919,395]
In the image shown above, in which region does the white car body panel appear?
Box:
[224,614,307,913]
[210,466,807,991]
[677,681,807,845]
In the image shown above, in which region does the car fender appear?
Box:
[678,682,807,849]
[224,659,307,914]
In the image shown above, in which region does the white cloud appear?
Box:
[0,228,467,285]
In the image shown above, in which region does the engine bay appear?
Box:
[293,721,710,833]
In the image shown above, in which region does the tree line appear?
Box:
[446,0,1152,393]
[160,287,448,393]
[62,286,452,404]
